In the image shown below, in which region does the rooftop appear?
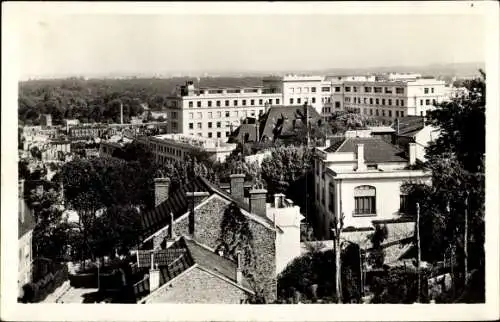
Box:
[151,134,236,149]
[324,137,407,163]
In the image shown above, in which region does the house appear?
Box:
[132,237,254,303]
[313,136,431,238]
[229,105,323,144]
[18,180,36,297]
[139,174,304,302]
[392,116,440,162]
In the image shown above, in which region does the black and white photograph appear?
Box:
[2,1,499,321]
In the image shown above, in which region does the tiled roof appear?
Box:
[258,105,322,141]
[325,137,407,163]
[230,123,259,143]
[141,176,211,238]
[323,137,346,153]
[393,116,425,136]
[136,248,189,268]
[184,238,253,290]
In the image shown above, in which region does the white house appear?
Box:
[313,136,431,238]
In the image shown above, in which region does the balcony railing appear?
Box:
[352,209,376,217]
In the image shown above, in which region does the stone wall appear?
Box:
[144,267,249,304]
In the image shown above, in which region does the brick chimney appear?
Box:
[185,191,210,234]
[230,173,246,201]
[409,142,417,165]
[154,177,171,207]
[249,183,267,217]
[356,144,366,171]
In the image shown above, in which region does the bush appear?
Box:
[19,264,68,303]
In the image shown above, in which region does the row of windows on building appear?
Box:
[288,86,331,94]
[288,97,317,105]
[189,121,237,130]
[345,107,405,118]
[187,98,280,108]
[188,131,230,139]
[321,102,342,114]
[188,109,264,120]
[344,97,406,107]
[315,183,411,216]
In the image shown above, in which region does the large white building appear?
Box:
[313,136,431,238]
[136,133,237,164]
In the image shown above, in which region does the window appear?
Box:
[396,87,404,94]
[431,88,435,94]
[215,100,220,107]
[208,112,213,119]
[276,98,280,104]
[311,87,317,93]
[335,102,341,108]
[400,195,410,214]
[354,185,376,215]
[388,99,392,106]
[297,98,301,104]
[172,122,177,130]
[364,98,367,104]
[259,99,263,105]
[234,100,238,106]
[432,99,437,105]
[208,122,213,128]
[250,99,255,105]
[225,111,230,117]
[382,99,385,105]
[401,111,405,117]
[197,122,202,129]
[225,100,229,107]
[388,110,392,117]
[376,109,379,116]
[424,88,429,94]
[189,112,194,119]
[312,97,316,103]
[370,109,373,115]
[396,100,399,106]
[208,132,212,138]
[345,86,351,92]
[217,132,221,138]
[189,123,193,129]
[217,122,221,128]
[335,87,341,92]
[374,87,382,93]
[385,87,393,94]
[226,131,230,137]
[188,101,193,108]
[375,98,379,105]
[290,98,294,104]
[420,100,424,106]
[382,110,386,116]
[400,100,404,107]
[426,99,430,105]
[396,111,399,117]
[364,87,372,93]
[268,99,273,105]
[208,101,212,107]
[370,98,373,105]
[197,101,201,107]
[242,100,247,106]
[225,121,230,128]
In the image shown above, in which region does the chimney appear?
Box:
[229,173,246,201]
[149,252,160,292]
[249,184,267,217]
[236,252,243,285]
[154,177,171,207]
[409,142,417,165]
[325,138,331,148]
[356,144,366,171]
[168,212,176,240]
[185,191,210,234]
[274,193,285,209]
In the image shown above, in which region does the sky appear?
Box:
[15,9,486,79]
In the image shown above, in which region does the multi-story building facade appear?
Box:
[164,81,282,141]
[136,133,237,164]
[18,180,35,298]
[328,77,448,120]
[313,136,431,238]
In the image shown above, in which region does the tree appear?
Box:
[402,71,485,301]
[368,224,388,268]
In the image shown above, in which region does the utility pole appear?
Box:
[464,191,469,286]
[416,202,421,303]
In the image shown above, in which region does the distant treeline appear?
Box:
[18,77,263,125]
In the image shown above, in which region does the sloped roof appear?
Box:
[258,105,322,141]
[136,248,188,268]
[230,123,258,143]
[324,137,408,163]
[393,116,425,136]
[184,238,253,290]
